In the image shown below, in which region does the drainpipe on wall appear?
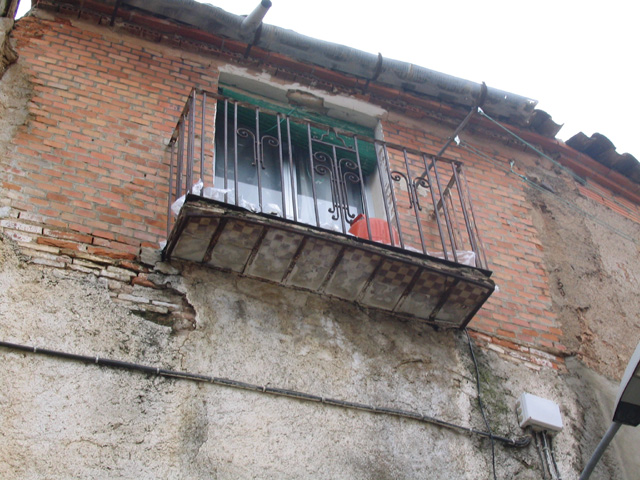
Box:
[0,4,18,79]
[240,0,272,35]
[0,0,20,18]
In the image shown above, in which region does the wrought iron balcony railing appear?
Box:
[167,88,489,270]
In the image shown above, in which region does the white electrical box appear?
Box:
[516,392,563,432]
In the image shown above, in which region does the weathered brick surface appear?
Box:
[5,231,195,332]
[1,11,636,367]
[2,15,219,254]
[463,150,561,352]
[577,182,640,225]
[382,118,563,357]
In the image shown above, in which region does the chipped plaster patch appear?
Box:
[218,65,386,127]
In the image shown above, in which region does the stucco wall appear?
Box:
[0,235,584,479]
[1,5,640,479]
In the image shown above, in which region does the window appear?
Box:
[213,88,383,234]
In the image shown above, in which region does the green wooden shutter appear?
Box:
[219,87,378,175]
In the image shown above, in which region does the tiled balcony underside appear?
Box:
[165,197,495,329]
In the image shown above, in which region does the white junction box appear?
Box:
[516,392,563,432]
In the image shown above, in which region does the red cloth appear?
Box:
[348,214,400,246]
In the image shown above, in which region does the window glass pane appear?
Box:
[214,100,375,232]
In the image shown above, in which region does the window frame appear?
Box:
[213,87,384,234]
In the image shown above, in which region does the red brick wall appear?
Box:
[3,12,635,368]
[462,147,560,351]
[2,15,219,256]
[383,117,563,365]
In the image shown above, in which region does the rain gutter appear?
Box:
[115,0,538,126]
[0,339,531,448]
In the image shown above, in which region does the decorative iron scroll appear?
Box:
[391,171,429,211]
[236,128,280,170]
[312,151,361,222]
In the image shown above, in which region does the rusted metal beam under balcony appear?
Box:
[164,196,495,329]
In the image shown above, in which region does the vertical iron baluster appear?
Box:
[460,166,488,269]
[211,97,217,194]
[233,101,239,207]
[186,90,196,193]
[167,142,174,237]
[381,143,404,249]
[332,145,347,234]
[452,163,477,256]
[402,148,427,254]
[307,123,320,227]
[223,100,228,201]
[446,190,461,250]
[200,91,206,193]
[286,117,297,222]
[432,157,458,263]
[374,141,395,247]
[255,107,263,212]
[353,136,372,241]
[276,114,286,218]
[176,118,185,198]
[422,154,447,258]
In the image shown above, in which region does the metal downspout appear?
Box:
[110,0,537,124]
[240,0,272,35]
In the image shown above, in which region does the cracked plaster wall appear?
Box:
[0,234,596,479]
[1,7,639,478]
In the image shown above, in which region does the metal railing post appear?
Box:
[165,89,490,270]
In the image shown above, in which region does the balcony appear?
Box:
[163,89,495,329]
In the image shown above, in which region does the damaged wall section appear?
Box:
[0,233,592,479]
[1,4,640,479]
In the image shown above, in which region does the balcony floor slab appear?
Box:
[164,196,495,329]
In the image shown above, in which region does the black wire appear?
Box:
[544,431,562,480]
[464,328,497,480]
[534,431,549,480]
[460,141,637,244]
[0,339,531,448]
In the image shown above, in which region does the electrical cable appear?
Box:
[476,108,640,221]
[542,431,558,480]
[464,329,497,480]
[533,431,549,480]
[543,431,562,480]
[460,141,637,244]
[0,339,531,448]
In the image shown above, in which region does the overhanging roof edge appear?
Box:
[98,0,539,126]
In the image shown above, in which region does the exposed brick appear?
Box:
[30,257,68,268]
[99,269,133,282]
[87,246,136,260]
[105,265,137,278]
[2,230,36,243]
[118,293,150,303]
[132,274,159,289]
[0,219,43,234]
[151,300,180,310]
[68,263,99,274]
[42,228,94,243]
[27,250,72,268]
[72,258,104,270]
[18,242,61,255]
[117,259,147,273]
[36,237,82,251]
[74,251,116,265]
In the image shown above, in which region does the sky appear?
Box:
[15,0,639,158]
